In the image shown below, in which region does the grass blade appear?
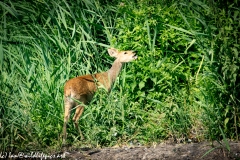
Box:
[219,126,230,151]
[166,24,194,35]
[201,147,218,158]
[0,42,3,71]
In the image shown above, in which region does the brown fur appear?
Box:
[63,48,137,143]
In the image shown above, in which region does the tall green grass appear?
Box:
[0,0,116,151]
[0,0,239,152]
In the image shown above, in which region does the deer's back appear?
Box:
[64,72,110,101]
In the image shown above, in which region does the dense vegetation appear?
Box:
[0,0,239,152]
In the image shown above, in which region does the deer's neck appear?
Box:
[107,59,123,85]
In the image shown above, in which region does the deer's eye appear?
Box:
[124,52,127,54]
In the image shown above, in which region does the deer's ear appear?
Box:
[108,48,118,57]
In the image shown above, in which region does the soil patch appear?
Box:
[63,141,240,160]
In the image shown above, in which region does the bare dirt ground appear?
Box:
[63,141,240,160]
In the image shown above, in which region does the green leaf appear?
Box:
[224,118,229,127]
[139,81,145,90]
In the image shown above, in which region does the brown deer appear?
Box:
[63,48,137,143]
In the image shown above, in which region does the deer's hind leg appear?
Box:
[72,94,90,140]
[73,105,85,140]
[63,98,73,144]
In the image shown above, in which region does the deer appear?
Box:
[62,48,137,144]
